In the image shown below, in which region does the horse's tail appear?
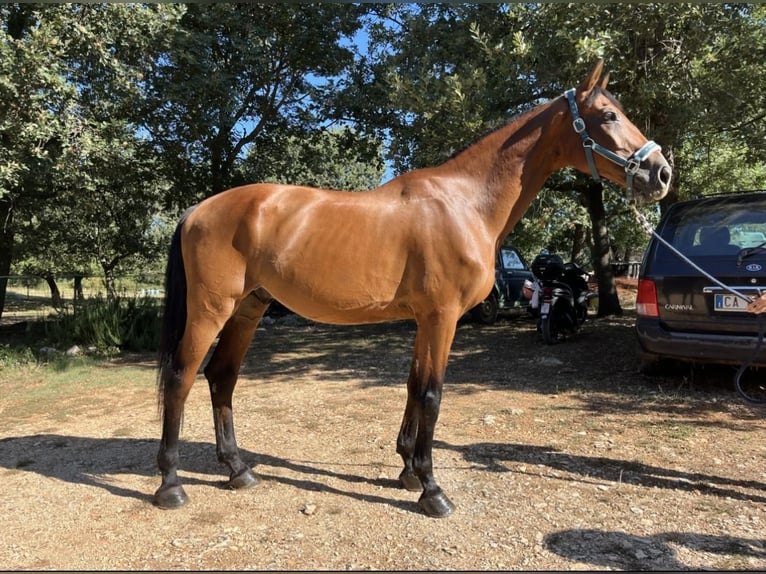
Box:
[157,207,196,411]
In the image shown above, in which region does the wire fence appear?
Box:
[1,275,165,324]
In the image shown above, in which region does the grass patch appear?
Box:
[0,356,156,424]
[0,345,36,368]
[641,419,698,441]
[0,294,163,427]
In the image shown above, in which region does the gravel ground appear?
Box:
[1,296,765,570]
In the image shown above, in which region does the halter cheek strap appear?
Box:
[564,88,661,192]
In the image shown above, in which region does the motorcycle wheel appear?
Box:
[541,310,560,345]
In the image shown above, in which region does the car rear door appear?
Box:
[645,193,766,336]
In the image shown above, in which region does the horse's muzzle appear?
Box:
[636,160,672,204]
[654,164,672,198]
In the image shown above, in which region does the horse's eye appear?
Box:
[603,110,619,123]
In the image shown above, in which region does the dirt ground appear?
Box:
[1,285,765,571]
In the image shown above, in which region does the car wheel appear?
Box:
[472,292,499,325]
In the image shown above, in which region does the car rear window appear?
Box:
[656,193,766,260]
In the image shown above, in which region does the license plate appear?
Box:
[714,293,751,312]
[540,302,550,314]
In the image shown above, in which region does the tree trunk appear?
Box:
[74,275,84,301]
[0,198,13,321]
[42,272,62,308]
[102,265,117,298]
[583,181,622,317]
[570,222,587,265]
[104,274,116,298]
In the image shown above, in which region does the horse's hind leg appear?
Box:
[203,292,269,491]
[155,312,227,508]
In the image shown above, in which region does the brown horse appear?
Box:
[154,60,671,518]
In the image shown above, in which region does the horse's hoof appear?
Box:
[227,467,259,490]
[418,490,455,518]
[398,470,422,492]
[153,485,189,509]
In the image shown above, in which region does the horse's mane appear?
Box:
[442,108,532,164]
[442,86,621,165]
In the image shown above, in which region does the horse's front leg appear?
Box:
[203,297,266,490]
[397,310,459,518]
[396,388,422,492]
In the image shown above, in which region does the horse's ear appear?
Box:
[578,58,605,95]
[600,72,610,90]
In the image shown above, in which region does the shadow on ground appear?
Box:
[435,440,766,504]
[544,528,766,570]
[0,433,416,513]
[2,432,764,513]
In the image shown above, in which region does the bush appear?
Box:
[45,295,162,353]
[0,344,36,368]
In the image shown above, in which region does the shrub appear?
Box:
[0,344,36,368]
[45,295,162,353]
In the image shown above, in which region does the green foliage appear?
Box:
[238,127,385,191]
[0,344,36,369]
[1,4,180,317]
[679,139,766,197]
[3,4,766,322]
[44,295,161,354]
[345,3,766,263]
[146,3,368,199]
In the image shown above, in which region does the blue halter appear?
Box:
[564,88,661,192]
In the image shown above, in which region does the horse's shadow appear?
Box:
[435,440,766,504]
[4,434,765,516]
[0,434,412,512]
[545,528,766,570]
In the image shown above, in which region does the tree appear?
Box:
[522,3,766,314]
[343,3,766,316]
[26,120,170,297]
[675,4,766,195]
[237,127,384,191]
[337,4,538,174]
[2,4,179,312]
[145,3,368,204]
[0,4,72,317]
[4,4,765,320]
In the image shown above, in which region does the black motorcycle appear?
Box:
[528,254,595,345]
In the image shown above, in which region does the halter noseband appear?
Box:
[564,88,661,192]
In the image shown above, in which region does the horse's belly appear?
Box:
[258,265,410,325]
[272,288,412,325]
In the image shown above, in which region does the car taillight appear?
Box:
[636,279,659,317]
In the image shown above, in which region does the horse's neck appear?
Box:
[449,96,571,243]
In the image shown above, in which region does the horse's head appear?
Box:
[567,60,671,204]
